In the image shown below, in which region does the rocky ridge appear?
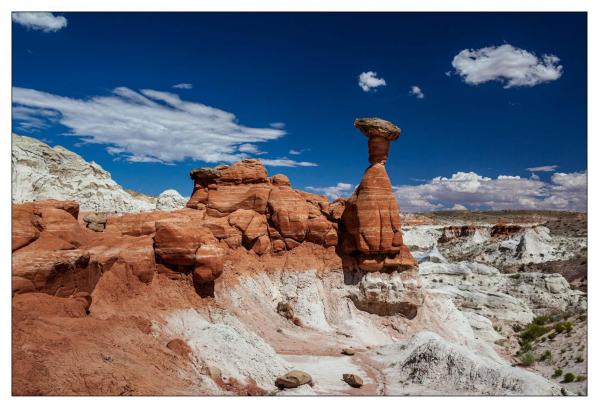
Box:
[12,134,186,212]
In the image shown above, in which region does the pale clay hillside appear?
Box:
[11,133,186,213]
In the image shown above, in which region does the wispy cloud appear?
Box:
[12,12,67,32]
[12,86,314,167]
[393,170,586,212]
[261,158,317,167]
[172,83,193,89]
[409,85,424,99]
[451,44,563,88]
[269,122,285,129]
[289,148,310,155]
[358,71,386,92]
[307,182,354,200]
[526,165,558,172]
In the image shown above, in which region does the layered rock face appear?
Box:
[340,118,416,273]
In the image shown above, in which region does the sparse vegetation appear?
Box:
[575,375,586,382]
[575,355,584,363]
[519,323,550,343]
[563,373,575,383]
[553,321,573,334]
[519,352,536,367]
[539,350,552,362]
[552,368,563,378]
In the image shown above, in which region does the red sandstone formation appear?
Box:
[439,225,477,243]
[491,224,523,237]
[11,118,416,302]
[11,118,423,395]
[339,118,416,273]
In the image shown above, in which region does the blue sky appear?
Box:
[12,12,587,211]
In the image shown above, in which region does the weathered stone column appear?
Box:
[341,117,416,273]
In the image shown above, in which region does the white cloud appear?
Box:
[260,158,317,168]
[173,83,193,89]
[409,85,424,99]
[12,12,67,32]
[270,122,285,129]
[237,143,265,155]
[393,170,586,212]
[526,165,558,172]
[307,182,354,200]
[451,204,468,211]
[12,86,314,167]
[451,44,563,88]
[358,71,386,92]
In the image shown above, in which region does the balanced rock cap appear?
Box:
[354,117,401,141]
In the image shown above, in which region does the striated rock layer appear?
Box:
[339,118,416,274]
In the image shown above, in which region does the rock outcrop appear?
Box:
[12,134,185,213]
[186,159,338,253]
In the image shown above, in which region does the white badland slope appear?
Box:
[12,134,186,213]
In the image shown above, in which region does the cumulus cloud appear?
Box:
[526,165,558,172]
[12,12,67,32]
[307,182,354,200]
[451,44,563,88]
[358,71,386,92]
[12,86,314,167]
[393,171,586,212]
[172,83,193,89]
[409,85,424,99]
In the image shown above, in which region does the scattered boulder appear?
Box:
[342,373,363,388]
[341,347,355,356]
[83,212,107,232]
[275,370,313,389]
[166,338,193,358]
[202,366,222,382]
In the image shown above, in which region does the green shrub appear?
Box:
[548,332,557,340]
[533,315,551,325]
[540,350,552,362]
[563,372,575,383]
[519,341,533,354]
[552,368,563,378]
[520,324,550,342]
[576,375,587,382]
[578,314,587,322]
[519,352,536,367]
[554,321,573,334]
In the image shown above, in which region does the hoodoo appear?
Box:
[340,118,416,273]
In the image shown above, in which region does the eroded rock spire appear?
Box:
[341,117,416,273]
